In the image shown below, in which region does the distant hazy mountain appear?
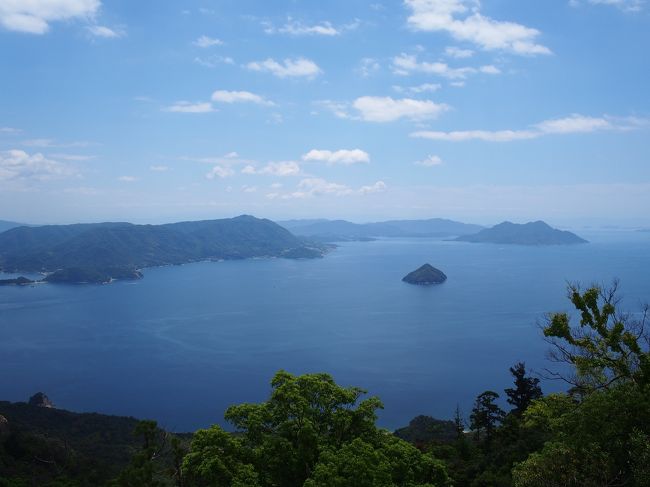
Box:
[454,221,588,245]
[279,218,484,241]
[0,220,28,234]
[0,215,325,282]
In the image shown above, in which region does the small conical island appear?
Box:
[402,264,447,285]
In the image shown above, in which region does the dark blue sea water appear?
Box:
[1,231,649,431]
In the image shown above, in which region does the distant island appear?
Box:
[0,220,30,234]
[0,215,326,284]
[280,218,484,242]
[0,276,34,286]
[402,264,447,285]
[454,221,588,246]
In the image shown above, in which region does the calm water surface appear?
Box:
[1,231,649,431]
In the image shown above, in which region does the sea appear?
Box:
[1,230,649,431]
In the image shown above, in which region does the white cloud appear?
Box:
[243,161,301,177]
[357,57,380,77]
[479,65,501,74]
[353,96,450,122]
[49,153,95,161]
[393,83,442,94]
[86,25,123,38]
[404,0,551,55]
[286,178,354,198]
[0,0,100,34]
[0,127,21,134]
[411,114,644,142]
[273,178,387,199]
[206,165,235,179]
[211,90,274,106]
[445,46,474,58]
[415,155,443,166]
[570,0,644,11]
[23,138,91,148]
[150,165,169,172]
[118,175,137,182]
[264,17,360,36]
[359,181,387,195]
[193,35,222,47]
[261,161,301,176]
[164,101,214,113]
[392,53,499,79]
[246,57,322,78]
[268,18,339,36]
[302,149,370,165]
[242,185,257,193]
[314,100,351,119]
[0,149,75,180]
[194,55,235,68]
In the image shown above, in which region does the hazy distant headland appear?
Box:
[454,220,588,246]
[279,218,484,242]
[0,215,326,284]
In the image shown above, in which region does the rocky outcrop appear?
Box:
[28,392,54,408]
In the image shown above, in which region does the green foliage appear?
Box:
[513,382,650,486]
[543,281,650,390]
[182,370,450,487]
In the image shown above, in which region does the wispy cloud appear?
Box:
[302,149,370,165]
[404,0,551,55]
[211,90,274,106]
[415,155,443,166]
[23,138,92,148]
[118,175,137,182]
[393,83,442,94]
[445,46,474,58]
[392,53,500,79]
[206,166,235,179]
[242,161,301,177]
[194,55,235,68]
[268,178,386,199]
[570,0,644,12]
[352,96,450,122]
[411,114,646,142]
[149,165,169,172]
[192,35,223,47]
[264,17,359,36]
[86,25,124,38]
[246,57,322,78]
[164,101,215,113]
[0,149,76,181]
[0,0,101,35]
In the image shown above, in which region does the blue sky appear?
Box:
[0,0,648,226]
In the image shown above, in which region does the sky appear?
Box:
[0,0,649,226]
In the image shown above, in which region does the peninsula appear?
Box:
[0,215,326,284]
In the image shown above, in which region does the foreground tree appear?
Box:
[469,391,505,445]
[513,283,650,486]
[182,370,450,487]
[543,281,649,391]
[504,362,542,416]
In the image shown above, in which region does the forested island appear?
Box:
[454,220,588,245]
[1,283,647,486]
[0,215,326,284]
[402,264,447,285]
